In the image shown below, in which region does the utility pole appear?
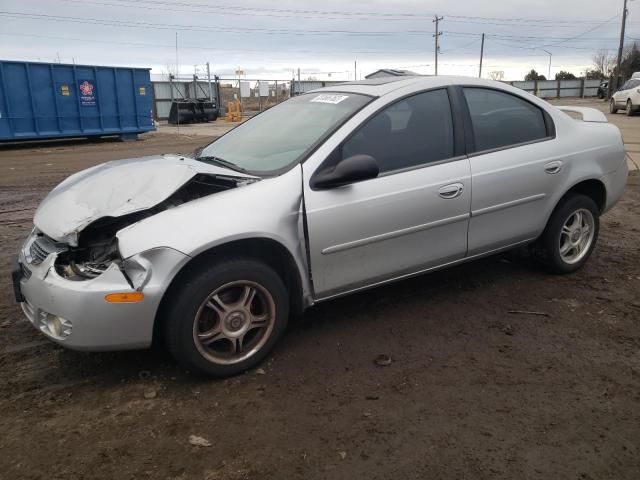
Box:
[614,0,629,91]
[193,65,198,99]
[175,32,179,80]
[478,33,485,78]
[206,62,213,102]
[433,15,443,75]
[354,60,357,81]
[175,32,179,134]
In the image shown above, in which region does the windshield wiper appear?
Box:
[190,146,205,159]
[197,155,250,174]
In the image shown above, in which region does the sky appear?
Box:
[0,0,638,81]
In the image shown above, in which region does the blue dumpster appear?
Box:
[0,60,155,142]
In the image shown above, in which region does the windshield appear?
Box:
[197,92,372,175]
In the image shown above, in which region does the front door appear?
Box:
[303,88,471,299]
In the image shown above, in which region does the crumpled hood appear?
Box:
[34,154,255,245]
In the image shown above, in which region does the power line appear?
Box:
[443,38,481,54]
[56,0,640,25]
[0,11,432,35]
[445,18,638,28]
[543,13,621,47]
[0,32,433,55]
[1,10,627,44]
[445,31,621,41]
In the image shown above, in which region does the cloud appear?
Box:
[0,0,632,80]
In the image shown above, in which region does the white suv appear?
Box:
[610,74,640,116]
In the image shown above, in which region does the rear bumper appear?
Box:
[15,245,189,351]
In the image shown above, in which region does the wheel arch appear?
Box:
[540,177,606,237]
[153,237,307,345]
[562,178,607,213]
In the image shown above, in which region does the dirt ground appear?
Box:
[1,102,639,479]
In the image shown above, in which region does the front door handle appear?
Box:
[544,160,563,174]
[438,183,464,199]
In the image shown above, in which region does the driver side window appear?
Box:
[341,89,455,174]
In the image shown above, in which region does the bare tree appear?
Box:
[591,49,615,78]
[488,71,504,81]
[161,63,179,80]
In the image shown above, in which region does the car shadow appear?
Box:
[0,136,125,152]
[41,249,542,386]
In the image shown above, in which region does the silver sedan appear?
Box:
[12,76,628,376]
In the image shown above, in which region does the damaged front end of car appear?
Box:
[15,157,261,350]
[48,172,254,285]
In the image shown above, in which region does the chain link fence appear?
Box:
[151,76,603,121]
[151,77,291,120]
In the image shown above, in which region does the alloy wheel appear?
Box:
[558,208,595,265]
[192,280,276,365]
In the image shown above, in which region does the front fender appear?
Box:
[115,165,312,300]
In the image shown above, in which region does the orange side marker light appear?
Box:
[105,292,144,303]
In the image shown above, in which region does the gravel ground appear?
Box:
[0,108,639,479]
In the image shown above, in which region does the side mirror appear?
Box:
[312,154,379,189]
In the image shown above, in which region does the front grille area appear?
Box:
[20,262,32,280]
[28,234,63,265]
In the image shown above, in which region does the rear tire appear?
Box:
[537,194,600,274]
[609,98,618,114]
[163,257,289,377]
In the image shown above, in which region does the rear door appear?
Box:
[303,88,471,299]
[461,86,564,255]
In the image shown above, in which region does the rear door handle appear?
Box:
[544,161,563,174]
[438,183,464,199]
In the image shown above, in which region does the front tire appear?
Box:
[538,194,600,274]
[609,98,618,114]
[164,258,289,376]
[626,99,635,116]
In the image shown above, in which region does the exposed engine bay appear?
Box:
[52,174,253,280]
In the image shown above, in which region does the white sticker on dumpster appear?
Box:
[310,94,349,104]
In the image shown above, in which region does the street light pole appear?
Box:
[542,49,552,79]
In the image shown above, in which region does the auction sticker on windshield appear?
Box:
[310,94,349,104]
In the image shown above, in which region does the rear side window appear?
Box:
[341,89,454,173]
[463,87,548,152]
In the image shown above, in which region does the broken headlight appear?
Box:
[55,238,121,280]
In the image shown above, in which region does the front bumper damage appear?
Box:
[14,238,190,351]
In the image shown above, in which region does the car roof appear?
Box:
[309,75,517,97]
